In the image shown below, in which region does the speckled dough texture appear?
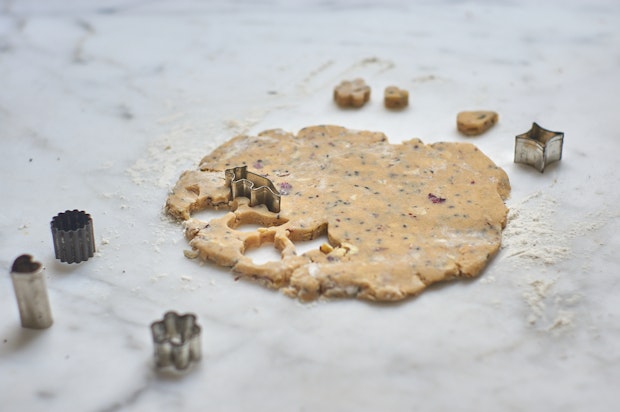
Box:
[166,125,511,302]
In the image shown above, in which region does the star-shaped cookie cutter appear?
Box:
[151,311,201,371]
[514,122,564,172]
[225,165,281,213]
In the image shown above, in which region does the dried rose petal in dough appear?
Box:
[166,125,510,302]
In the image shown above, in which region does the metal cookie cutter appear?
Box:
[10,254,53,329]
[151,311,202,371]
[514,122,564,172]
[51,210,95,263]
[225,165,281,213]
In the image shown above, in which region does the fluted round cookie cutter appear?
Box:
[50,210,95,263]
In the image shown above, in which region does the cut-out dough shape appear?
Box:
[457,111,499,136]
[166,125,511,302]
[333,79,371,108]
[384,86,409,109]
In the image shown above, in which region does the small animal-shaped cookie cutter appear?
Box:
[225,166,281,213]
[151,311,202,371]
[514,122,564,172]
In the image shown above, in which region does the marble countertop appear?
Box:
[1,1,619,411]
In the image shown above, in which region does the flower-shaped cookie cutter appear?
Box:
[225,165,281,213]
[514,122,564,172]
[151,311,202,371]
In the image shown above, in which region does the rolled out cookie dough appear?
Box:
[166,125,510,302]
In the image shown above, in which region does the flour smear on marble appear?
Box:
[501,189,614,332]
[123,111,272,262]
[126,108,272,190]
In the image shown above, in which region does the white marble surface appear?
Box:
[1,0,619,411]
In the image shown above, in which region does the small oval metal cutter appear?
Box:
[151,311,202,371]
[514,122,564,172]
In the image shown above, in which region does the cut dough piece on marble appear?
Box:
[166,125,510,302]
[384,86,409,109]
[333,78,371,108]
[457,111,499,136]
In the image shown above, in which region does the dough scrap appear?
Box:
[457,111,499,136]
[166,125,511,302]
[333,79,371,108]
[384,86,409,109]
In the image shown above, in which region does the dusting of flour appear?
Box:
[123,114,269,282]
[127,123,216,189]
[126,114,267,190]
[501,190,614,332]
[501,191,569,265]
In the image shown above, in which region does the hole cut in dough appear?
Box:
[190,207,229,222]
[243,242,282,265]
[293,232,331,256]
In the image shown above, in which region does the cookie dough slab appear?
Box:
[166,125,510,302]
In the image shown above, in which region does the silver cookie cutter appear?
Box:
[51,210,96,263]
[151,311,202,371]
[225,165,281,213]
[514,122,564,172]
[10,254,53,329]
